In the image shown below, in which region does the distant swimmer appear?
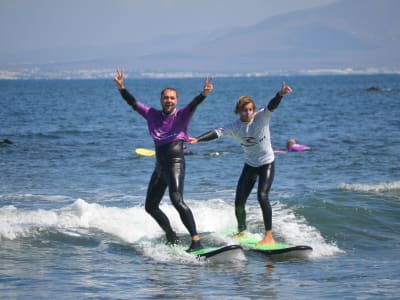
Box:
[286,138,312,152]
[0,139,13,146]
[366,86,381,92]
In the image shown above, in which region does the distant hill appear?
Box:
[132,0,400,73]
[1,0,399,78]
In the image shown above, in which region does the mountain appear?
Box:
[132,0,400,73]
[1,0,399,78]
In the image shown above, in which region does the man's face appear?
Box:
[161,89,178,114]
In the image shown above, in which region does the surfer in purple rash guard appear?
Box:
[286,138,312,152]
[114,70,213,251]
[190,82,292,245]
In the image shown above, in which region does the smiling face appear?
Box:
[160,88,178,115]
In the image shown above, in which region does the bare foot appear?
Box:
[257,238,275,245]
[232,231,247,239]
[257,231,275,245]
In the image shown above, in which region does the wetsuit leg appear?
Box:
[235,164,257,232]
[145,163,175,237]
[256,162,275,231]
[166,157,198,237]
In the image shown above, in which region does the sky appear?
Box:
[0,0,338,55]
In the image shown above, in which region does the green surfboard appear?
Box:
[232,234,312,255]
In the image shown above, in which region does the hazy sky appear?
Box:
[0,0,338,54]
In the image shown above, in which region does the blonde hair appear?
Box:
[234,96,256,114]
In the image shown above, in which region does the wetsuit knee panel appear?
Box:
[257,191,270,202]
[145,202,156,213]
[170,191,184,206]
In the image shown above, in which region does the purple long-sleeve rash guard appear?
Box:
[119,89,206,146]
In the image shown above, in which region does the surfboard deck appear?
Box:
[179,244,243,259]
[135,148,155,157]
[232,234,312,256]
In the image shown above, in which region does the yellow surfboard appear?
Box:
[135,148,155,157]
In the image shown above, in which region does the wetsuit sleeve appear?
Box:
[119,88,138,110]
[267,92,283,112]
[196,129,222,142]
[188,94,207,112]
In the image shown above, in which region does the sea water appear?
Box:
[1,75,399,299]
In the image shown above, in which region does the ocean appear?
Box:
[1,74,399,299]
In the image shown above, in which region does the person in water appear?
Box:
[0,139,13,146]
[114,70,213,251]
[286,138,311,152]
[190,82,292,245]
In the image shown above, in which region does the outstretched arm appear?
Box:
[267,81,293,112]
[114,69,138,110]
[189,129,220,144]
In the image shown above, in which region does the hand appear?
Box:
[279,81,292,96]
[114,69,125,90]
[188,137,199,144]
[202,76,213,96]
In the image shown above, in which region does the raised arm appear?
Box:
[114,69,138,110]
[189,76,214,111]
[267,81,293,112]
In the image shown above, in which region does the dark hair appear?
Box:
[234,96,256,114]
[160,87,178,98]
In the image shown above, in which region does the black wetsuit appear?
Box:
[235,162,275,232]
[145,140,198,240]
[119,88,206,243]
[196,93,283,233]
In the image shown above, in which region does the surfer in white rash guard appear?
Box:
[114,70,213,252]
[190,82,292,245]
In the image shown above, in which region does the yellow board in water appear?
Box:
[135,148,155,157]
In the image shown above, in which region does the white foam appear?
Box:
[273,202,344,258]
[338,181,400,193]
[0,199,160,242]
[0,198,341,259]
[0,193,72,202]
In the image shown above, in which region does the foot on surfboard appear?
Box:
[187,239,204,252]
[257,231,275,245]
[165,231,181,246]
[232,231,248,239]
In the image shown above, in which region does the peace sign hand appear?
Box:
[279,81,293,96]
[114,69,125,90]
[202,76,213,96]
